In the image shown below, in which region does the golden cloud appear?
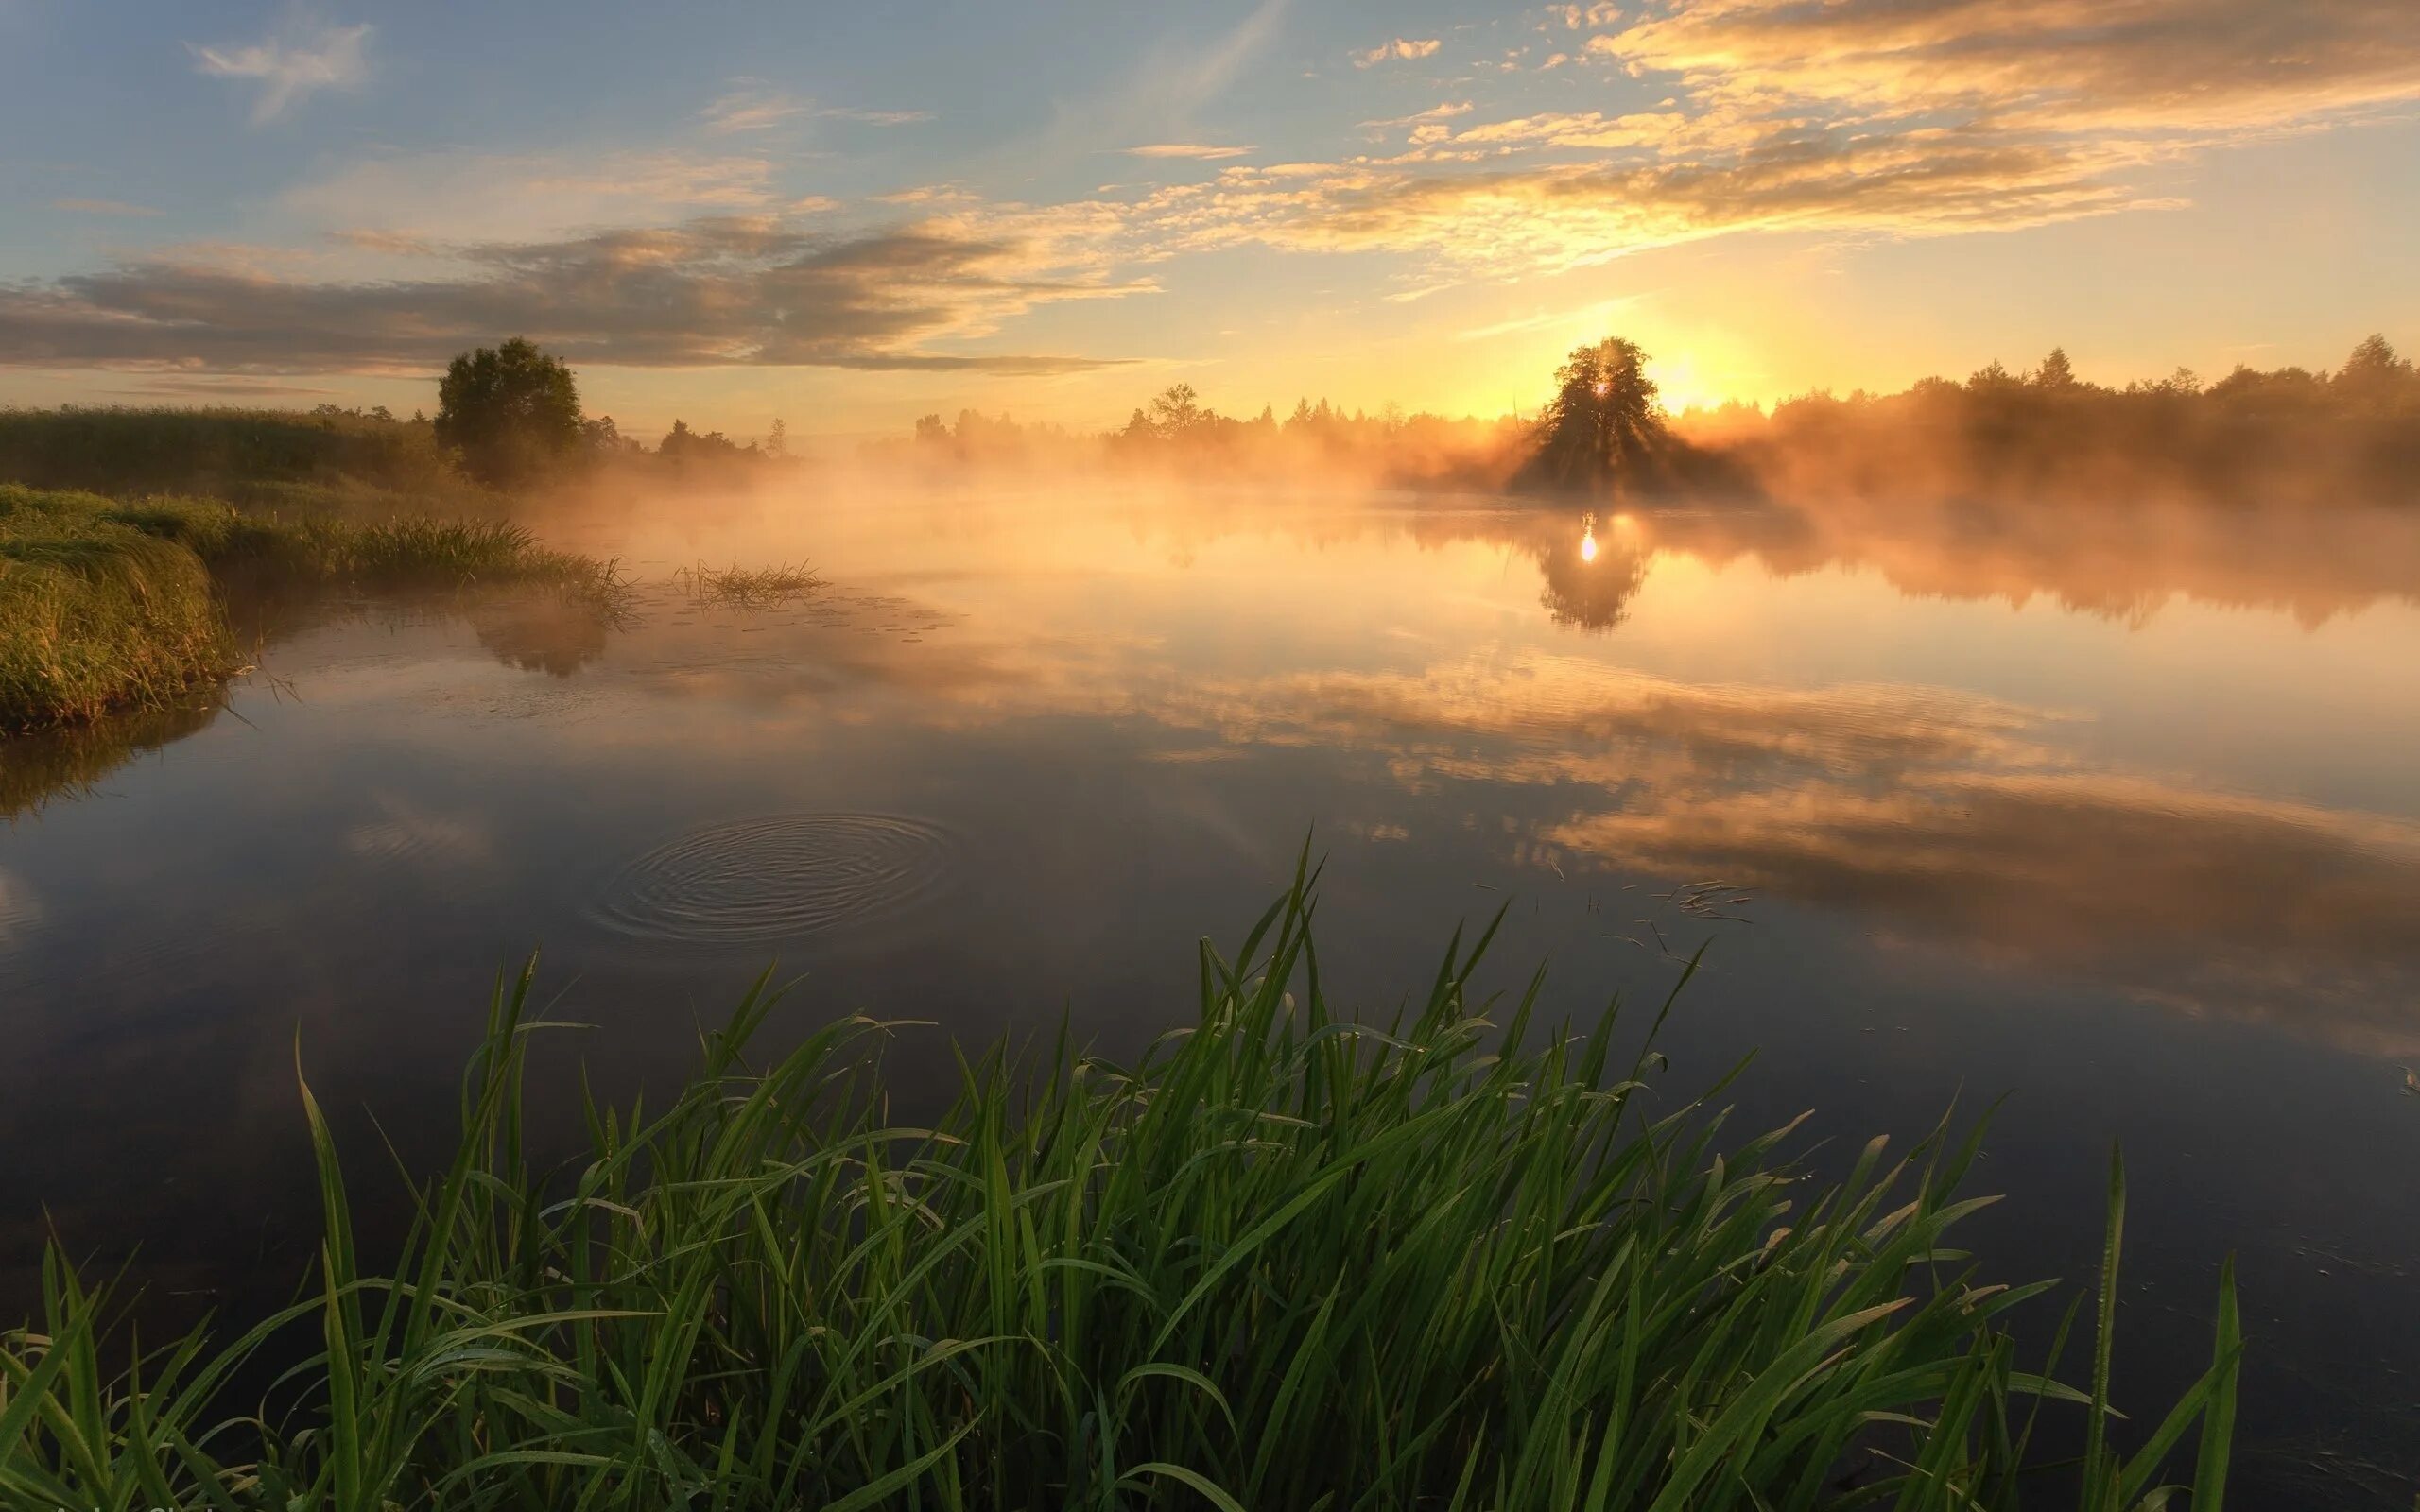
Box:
[1602,0,2420,134]
[1084,0,2420,281]
[1356,37,1445,66]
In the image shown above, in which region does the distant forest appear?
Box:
[890,334,2420,508]
[2,334,2412,509]
[1686,335,2420,510]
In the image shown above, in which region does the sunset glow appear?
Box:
[7,8,2420,1503]
[2,3,2413,434]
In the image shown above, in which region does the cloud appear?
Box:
[1040,0,2420,290]
[1124,143,1256,160]
[285,149,789,243]
[826,106,934,126]
[700,81,932,134]
[103,377,342,398]
[1546,3,1623,28]
[51,198,164,217]
[24,0,2418,375]
[0,215,1146,375]
[1355,37,1443,66]
[1101,128,2151,276]
[1361,101,1475,128]
[701,85,806,134]
[189,20,370,123]
[1599,0,2420,135]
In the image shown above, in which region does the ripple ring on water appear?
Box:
[588,813,957,945]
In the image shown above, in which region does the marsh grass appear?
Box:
[671,558,823,607]
[0,405,463,502]
[0,865,2242,1510]
[0,486,626,729]
[0,490,238,730]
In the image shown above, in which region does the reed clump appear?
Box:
[672,558,823,607]
[0,486,624,730]
[0,870,2242,1510]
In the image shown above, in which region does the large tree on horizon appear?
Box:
[433,337,584,486]
[1526,336,1672,491]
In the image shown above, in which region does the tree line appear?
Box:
[222,330,2420,507]
[429,337,791,485]
[1689,335,2420,509]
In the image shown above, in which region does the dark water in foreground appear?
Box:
[5,488,2419,1503]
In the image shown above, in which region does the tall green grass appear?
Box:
[0,868,2240,1509]
[0,486,625,729]
[0,406,463,502]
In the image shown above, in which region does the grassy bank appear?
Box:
[0,875,2240,1510]
[0,490,237,729]
[0,486,622,730]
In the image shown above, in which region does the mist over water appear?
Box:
[5,471,2420,1503]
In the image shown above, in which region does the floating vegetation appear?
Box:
[671,558,823,607]
[1663,877,1758,922]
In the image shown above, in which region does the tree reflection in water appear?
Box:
[1537,511,1651,632]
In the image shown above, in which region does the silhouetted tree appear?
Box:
[580,414,631,455]
[1527,337,1671,490]
[658,419,751,464]
[2033,348,2079,389]
[1149,384,1208,438]
[433,337,583,485]
[2335,335,2412,404]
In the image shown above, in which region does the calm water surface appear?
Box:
[5,487,2419,1503]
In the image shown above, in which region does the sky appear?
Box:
[2,0,2416,438]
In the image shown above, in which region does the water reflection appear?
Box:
[1537,513,1649,632]
[1,696,225,820]
[101,492,2399,1055]
[470,594,613,677]
[6,485,2419,1505]
[1497,493,2420,627]
[1101,648,2420,1054]
[0,586,631,816]
[13,496,2414,1057]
